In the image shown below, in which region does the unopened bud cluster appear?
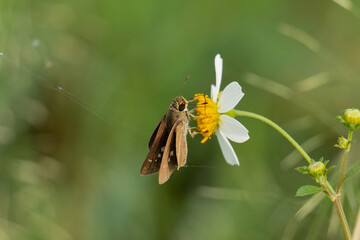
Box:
[335,136,348,149]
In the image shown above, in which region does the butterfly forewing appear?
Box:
[141,117,168,175]
[148,117,164,150]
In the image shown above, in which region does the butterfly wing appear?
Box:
[159,122,178,184]
[175,121,188,170]
[148,116,164,150]
[141,117,168,176]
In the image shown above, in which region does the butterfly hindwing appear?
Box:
[175,121,187,170]
[159,122,178,184]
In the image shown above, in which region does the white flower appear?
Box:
[194,54,249,165]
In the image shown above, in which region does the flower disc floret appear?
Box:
[194,94,220,143]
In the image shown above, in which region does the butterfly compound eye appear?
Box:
[179,103,186,111]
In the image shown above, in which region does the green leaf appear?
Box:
[344,161,360,182]
[325,165,336,176]
[296,185,323,197]
[296,166,309,175]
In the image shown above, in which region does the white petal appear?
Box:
[213,54,223,102]
[219,115,249,143]
[210,84,217,100]
[217,82,244,113]
[216,129,240,166]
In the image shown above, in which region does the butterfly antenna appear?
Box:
[179,75,189,96]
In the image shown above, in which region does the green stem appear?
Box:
[323,181,336,201]
[334,128,353,240]
[325,181,336,197]
[234,110,352,239]
[334,198,352,240]
[234,110,312,164]
[321,181,351,239]
[337,129,353,194]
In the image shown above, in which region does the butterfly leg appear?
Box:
[188,108,197,118]
[188,127,199,137]
[189,108,197,113]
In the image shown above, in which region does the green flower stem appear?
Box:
[234,110,312,164]
[337,129,353,194]
[334,198,352,240]
[334,128,353,240]
[323,181,336,201]
[322,180,351,240]
[234,110,352,240]
[325,181,336,197]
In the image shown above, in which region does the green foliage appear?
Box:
[344,161,360,182]
[296,166,310,175]
[296,185,324,197]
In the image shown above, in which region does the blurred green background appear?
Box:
[1,0,360,239]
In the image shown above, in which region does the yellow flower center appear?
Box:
[194,94,220,143]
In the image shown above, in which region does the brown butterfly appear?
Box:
[140,96,193,184]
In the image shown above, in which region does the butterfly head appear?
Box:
[172,96,188,112]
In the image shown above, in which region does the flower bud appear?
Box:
[335,136,348,149]
[309,162,325,175]
[343,108,360,127]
